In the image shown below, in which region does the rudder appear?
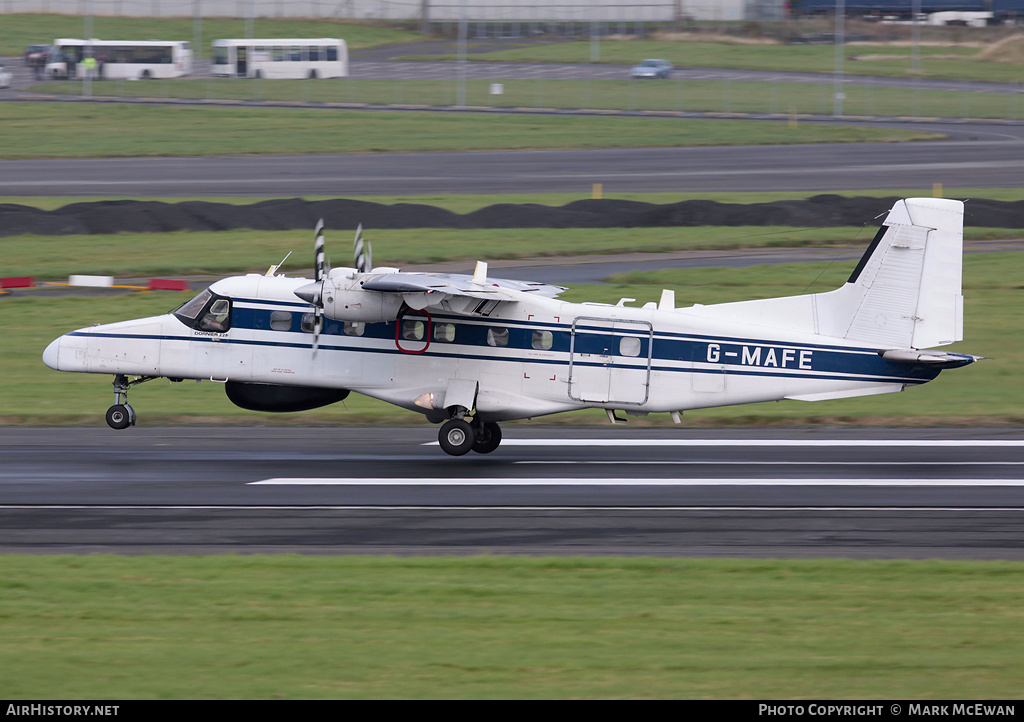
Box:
[825,197,963,349]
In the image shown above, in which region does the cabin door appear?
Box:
[568,317,652,406]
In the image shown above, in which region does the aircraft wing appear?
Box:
[361,271,567,302]
[306,266,568,321]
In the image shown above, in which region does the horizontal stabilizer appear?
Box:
[879,349,982,368]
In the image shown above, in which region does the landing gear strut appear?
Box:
[105,374,154,430]
[437,413,503,456]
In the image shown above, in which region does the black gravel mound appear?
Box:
[2,195,1021,237]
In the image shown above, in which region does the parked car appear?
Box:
[630,58,673,79]
[0,63,12,89]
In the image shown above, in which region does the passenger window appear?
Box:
[402,320,425,341]
[619,336,641,357]
[531,330,553,350]
[270,311,292,331]
[344,321,364,336]
[198,298,231,332]
[487,327,509,347]
[434,323,455,342]
[300,313,316,333]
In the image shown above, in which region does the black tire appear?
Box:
[472,422,502,454]
[105,404,132,430]
[140,69,151,80]
[308,70,318,79]
[439,419,475,456]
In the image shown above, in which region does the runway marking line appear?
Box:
[423,439,1024,447]
[5,504,1024,511]
[252,478,1024,487]
[514,461,1024,466]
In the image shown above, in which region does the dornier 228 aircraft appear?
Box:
[43,197,980,456]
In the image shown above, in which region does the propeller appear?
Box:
[294,220,371,357]
[311,219,326,356]
[294,219,327,357]
[353,223,371,274]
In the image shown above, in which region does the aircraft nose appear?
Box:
[42,337,62,370]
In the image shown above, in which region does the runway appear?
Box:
[2,427,1023,559]
[3,132,1024,197]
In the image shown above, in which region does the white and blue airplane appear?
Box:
[43,197,979,455]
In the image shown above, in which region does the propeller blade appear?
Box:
[314,218,326,282]
[311,219,326,358]
[354,223,371,274]
[312,308,323,357]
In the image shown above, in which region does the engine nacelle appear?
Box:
[321,277,405,323]
[225,382,350,412]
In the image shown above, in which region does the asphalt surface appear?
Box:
[4,134,1024,197]
[2,426,1023,558]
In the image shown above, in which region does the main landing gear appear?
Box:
[438,415,502,457]
[105,374,155,430]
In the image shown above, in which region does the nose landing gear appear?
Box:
[105,374,155,430]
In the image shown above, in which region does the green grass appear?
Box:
[0,226,914,280]
[5,188,1024,212]
[0,14,422,59]
[460,38,1024,85]
[32,75,1024,120]
[2,555,1023,699]
[0,102,939,160]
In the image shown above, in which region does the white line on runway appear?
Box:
[514,461,1024,466]
[423,439,1024,447]
[252,478,1024,486]
[5,504,1024,511]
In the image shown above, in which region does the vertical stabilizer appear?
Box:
[683,198,965,350]
[826,197,963,349]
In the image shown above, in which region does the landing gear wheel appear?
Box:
[439,419,475,456]
[105,404,133,430]
[472,421,502,454]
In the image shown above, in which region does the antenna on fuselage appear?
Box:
[266,251,292,276]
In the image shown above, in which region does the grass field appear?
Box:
[465,37,1024,84]
[6,188,1024,212]
[0,225,928,279]
[31,75,1024,120]
[0,102,939,160]
[2,555,1023,699]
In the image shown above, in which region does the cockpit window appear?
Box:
[173,289,232,332]
[173,289,212,321]
[199,298,231,332]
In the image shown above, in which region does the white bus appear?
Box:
[211,39,348,79]
[45,39,192,80]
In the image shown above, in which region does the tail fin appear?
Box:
[820,197,963,348]
[686,198,964,350]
